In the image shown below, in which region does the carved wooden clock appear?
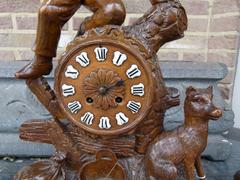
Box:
[55,29,154,136]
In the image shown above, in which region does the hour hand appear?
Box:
[107,80,125,91]
[115,80,125,87]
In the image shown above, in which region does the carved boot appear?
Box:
[15,55,53,79]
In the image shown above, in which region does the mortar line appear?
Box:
[205,0,214,62]
[11,14,17,30]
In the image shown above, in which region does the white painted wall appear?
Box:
[233,51,240,128]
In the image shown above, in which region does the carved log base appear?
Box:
[14,148,188,180]
[15,119,146,180]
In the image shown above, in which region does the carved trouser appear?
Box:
[33,0,126,57]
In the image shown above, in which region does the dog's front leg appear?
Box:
[195,156,206,180]
[184,160,195,180]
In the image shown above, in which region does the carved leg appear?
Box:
[195,156,206,180]
[16,0,81,79]
[184,160,195,180]
[34,0,81,57]
[77,0,126,36]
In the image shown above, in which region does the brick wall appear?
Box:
[0,0,239,101]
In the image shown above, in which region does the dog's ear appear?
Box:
[186,86,196,95]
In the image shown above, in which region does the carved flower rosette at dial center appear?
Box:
[83,68,125,110]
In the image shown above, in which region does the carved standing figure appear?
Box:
[15,0,126,79]
[145,86,223,180]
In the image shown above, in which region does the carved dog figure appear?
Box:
[145,86,222,180]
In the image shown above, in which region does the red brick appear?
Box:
[0,50,15,60]
[183,53,205,62]
[213,0,239,14]
[0,33,35,47]
[187,18,208,32]
[16,16,68,31]
[0,16,13,29]
[18,50,34,60]
[208,35,239,50]
[0,0,40,13]
[16,16,37,30]
[157,52,178,61]
[121,0,151,14]
[210,16,240,32]
[208,52,237,67]
[181,0,209,15]
[163,36,207,50]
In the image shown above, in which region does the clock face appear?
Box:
[55,41,153,136]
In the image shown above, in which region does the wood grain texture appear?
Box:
[14,0,192,179]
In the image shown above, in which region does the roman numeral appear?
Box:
[62,84,75,97]
[99,117,111,129]
[68,101,82,114]
[81,112,94,125]
[65,65,79,79]
[131,83,145,96]
[116,112,129,126]
[127,101,141,114]
[94,47,108,61]
[112,51,127,66]
[76,52,90,67]
[126,64,141,79]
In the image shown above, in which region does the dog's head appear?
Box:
[184,86,222,121]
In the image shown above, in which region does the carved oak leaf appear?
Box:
[83,69,125,110]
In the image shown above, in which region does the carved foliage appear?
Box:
[83,68,125,110]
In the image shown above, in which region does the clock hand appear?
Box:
[98,80,125,95]
[114,79,125,87]
[106,80,125,91]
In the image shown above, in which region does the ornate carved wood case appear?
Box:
[15,1,190,179]
[54,28,154,136]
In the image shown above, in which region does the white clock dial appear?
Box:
[65,65,79,79]
[127,101,141,113]
[116,112,129,126]
[68,101,82,114]
[112,51,127,66]
[81,112,94,125]
[76,52,90,67]
[94,47,108,61]
[99,117,111,129]
[131,83,145,96]
[126,64,141,79]
[62,84,75,97]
